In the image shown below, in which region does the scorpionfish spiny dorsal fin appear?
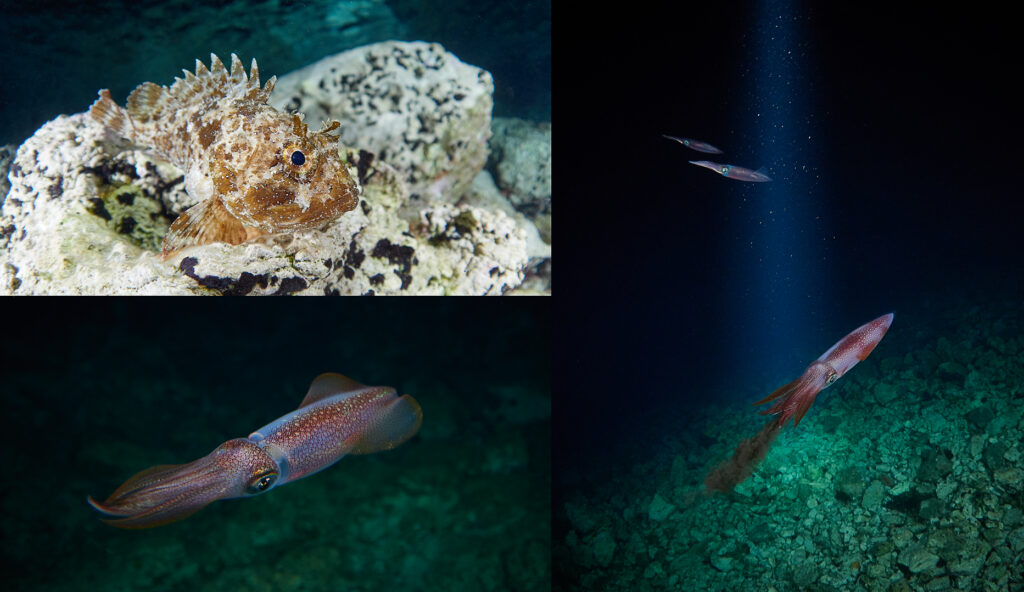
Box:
[90,54,277,139]
[166,53,277,108]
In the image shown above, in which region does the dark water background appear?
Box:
[2,299,550,591]
[556,0,1024,513]
[0,0,550,145]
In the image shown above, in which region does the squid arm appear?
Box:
[753,313,894,427]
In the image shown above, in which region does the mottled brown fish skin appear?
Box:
[89,53,360,258]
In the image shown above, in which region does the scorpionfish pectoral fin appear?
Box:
[348,394,423,455]
[161,197,249,258]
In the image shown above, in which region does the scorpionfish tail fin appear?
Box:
[89,89,137,141]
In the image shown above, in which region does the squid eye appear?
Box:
[246,472,278,495]
[826,372,838,385]
[720,166,730,175]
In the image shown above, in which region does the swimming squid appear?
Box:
[662,134,723,154]
[87,373,422,528]
[689,160,772,182]
[753,313,894,427]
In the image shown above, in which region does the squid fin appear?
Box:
[348,395,423,455]
[300,373,369,408]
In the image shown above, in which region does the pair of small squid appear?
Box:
[663,134,773,182]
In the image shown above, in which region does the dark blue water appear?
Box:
[0,0,550,145]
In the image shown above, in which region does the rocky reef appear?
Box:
[556,296,1024,590]
[0,41,550,295]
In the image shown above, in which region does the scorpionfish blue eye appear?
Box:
[290,150,306,166]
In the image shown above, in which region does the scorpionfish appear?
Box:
[89,53,360,257]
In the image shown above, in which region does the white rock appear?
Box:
[490,117,551,216]
[271,41,493,205]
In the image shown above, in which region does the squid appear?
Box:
[753,313,894,427]
[689,160,772,182]
[662,134,723,154]
[87,373,422,528]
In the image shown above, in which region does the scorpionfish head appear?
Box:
[220,114,360,232]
